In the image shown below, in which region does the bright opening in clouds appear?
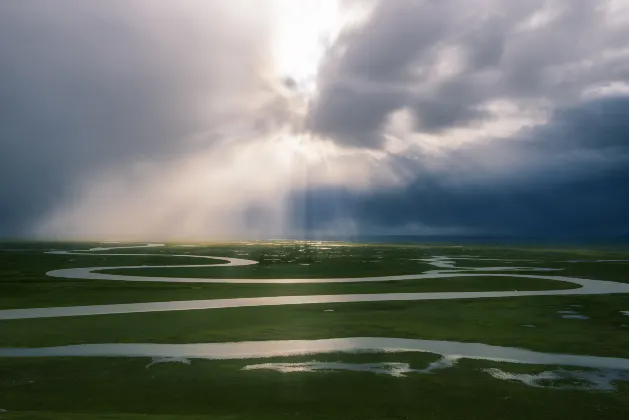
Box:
[272,0,339,93]
[0,0,628,241]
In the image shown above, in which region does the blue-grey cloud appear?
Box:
[293,94,629,236]
[1,0,629,239]
[0,1,276,237]
[307,0,629,147]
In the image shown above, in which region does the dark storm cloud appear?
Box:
[293,94,629,236]
[0,1,273,236]
[305,85,403,147]
[2,0,629,239]
[298,0,629,234]
[412,99,488,133]
[540,96,629,151]
[307,0,629,147]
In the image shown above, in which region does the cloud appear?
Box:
[294,94,629,236]
[307,0,629,148]
[1,0,629,239]
[0,0,288,237]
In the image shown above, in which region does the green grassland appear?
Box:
[1,355,629,420]
[3,295,629,357]
[1,241,625,310]
[0,275,577,310]
[1,241,629,419]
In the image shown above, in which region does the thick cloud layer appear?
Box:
[296,0,629,237]
[294,95,629,237]
[308,0,629,147]
[0,1,285,237]
[1,0,628,239]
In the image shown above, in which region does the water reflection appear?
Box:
[2,337,629,372]
[484,368,629,391]
[1,275,626,320]
[243,361,433,377]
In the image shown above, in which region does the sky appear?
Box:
[1,0,628,240]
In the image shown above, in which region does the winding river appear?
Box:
[2,243,629,388]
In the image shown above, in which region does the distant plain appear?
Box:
[1,241,629,419]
